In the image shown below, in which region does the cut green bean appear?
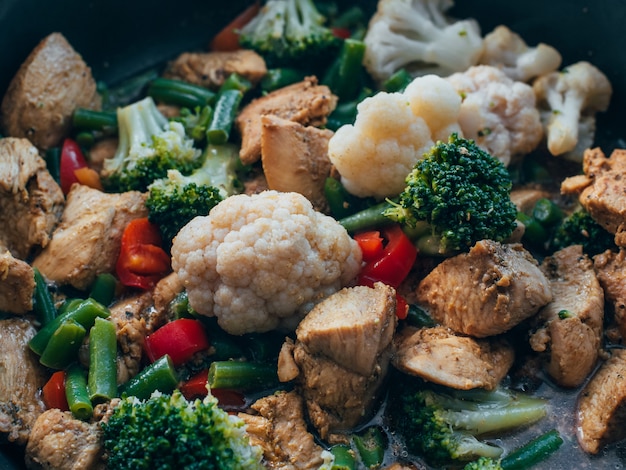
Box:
[33,268,57,326]
[352,426,386,469]
[29,298,110,356]
[207,361,279,392]
[501,429,563,470]
[532,198,563,228]
[383,68,413,92]
[88,273,117,306]
[207,89,243,145]
[72,108,118,132]
[148,77,216,109]
[322,38,367,101]
[338,200,394,234]
[261,68,307,92]
[65,363,94,421]
[219,72,253,94]
[119,354,178,400]
[88,317,118,403]
[100,67,160,109]
[44,147,61,184]
[406,304,436,328]
[39,319,86,369]
[517,212,548,247]
[330,444,356,470]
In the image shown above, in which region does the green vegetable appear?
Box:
[39,319,86,369]
[101,389,264,470]
[207,361,279,392]
[405,304,436,328]
[44,147,61,184]
[118,354,178,400]
[517,212,548,247]
[338,200,395,233]
[322,38,367,101]
[352,426,386,468]
[385,134,518,254]
[550,207,616,256]
[174,105,213,144]
[32,268,56,326]
[531,198,563,228]
[89,273,117,306]
[65,363,94,421]
[218,72,253,94]
[88,317,118,403]
[207,89,243,145]
[383,68,413,92]
[329,444,356,470]
[261,67,307,92]
[72,108,118,133]
[147,77,216,109]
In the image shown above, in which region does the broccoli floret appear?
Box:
[102,97,202,192]
[238,0,341,69]
[463,456,503,470]
[385,133,518,254]
[391,384,548,467]
[101,390,264,470]
[550,207,616,256]
[146,143,242,246]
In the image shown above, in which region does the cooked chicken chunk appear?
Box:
[0,318,47,445]
[1,33,101,150]
[529,245,604,387]
[261,115,333,212]
[32,185,147,290]
[235,77,337,165]
[509,186,551,214]
[238,390,328,470]
[416,240,552,337]
[577,349,626,454]
[0,138,64,259]
[561,147,626,246]
[593,248,626,340]
[279,283,396,438]
[24,409,105,470]
[164,49,267,89]
[393,325,515,390]
[0,248,35,314]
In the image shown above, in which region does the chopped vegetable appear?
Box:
[144,318,210,366]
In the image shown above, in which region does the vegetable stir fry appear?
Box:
[1,1,624,469]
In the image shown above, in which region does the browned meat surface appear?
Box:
[152,272,184,320]
[0,318,47,445]
[32,185,148,290]
[1,33,101,150]
[238,390,327,470]
[164,49,267,89]
[510,186,551,214]
[0,138,64,259]
[393,325,515,390]
[594,248,626,340]
[576,349,626,454]
[529,245,604,387]
[561,147,626,246]
[243,169,269,195]
[0,249,35,314]
[279,283,396,438]
[24,409,105,470]
[235,77,337,165]
[261,115,333,212]
[416,240,552,337]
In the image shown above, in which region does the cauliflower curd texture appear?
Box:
[171,191,362,335]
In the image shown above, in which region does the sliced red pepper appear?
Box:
[42,370,69,411]
[332,27,352,39]
[180,369,210,400]
[59,138,89,194]
[210,1,260,51]
[211,388,246,411]
[144,318,210,366]
[116,218,171,290]
[354,230,384,262]
[395,293,409,320]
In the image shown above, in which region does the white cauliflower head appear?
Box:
[171,191,362,335]
[446,65,543,165]
[363,0,484,84]
[328,75,461,199]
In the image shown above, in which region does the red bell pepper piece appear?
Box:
[395,293,409,320]
[59,138,89,194]
[144,318,210,366]
[42,370,70,411]
[210,1,260,51]
[353,230,384,262]
[116,218,170,290]
[332,27,352,39]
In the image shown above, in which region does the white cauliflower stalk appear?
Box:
[363,0,484,84]
[533,61,612,161]
[446,65,543,166]
[327,74,461,199]
[478,25,562,82]
[171,191,362,335]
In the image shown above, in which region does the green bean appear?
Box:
[331,5,366,30]
[148,77,216,109]
[329,444,356,470]
[322,38,367,101]
[39,319,86,369]
[532,198,563,228]
[517,212,548,247]
[406,304,436,328]
[325,177,359,219]
[241,331,284,362]
[88,273,117,306]
[74,131,95,148]
[72,108,118,132]
[118,354,178,400]
[32,268,57,326]
[29,298,110,356]
[260,68,307,92]
[65,363,94,421]
[207,89,243,145]
[100,67,160,109]
[44,147,61,184]
[338,200,395,234]
[219,72,253,94]
[501,429,563,470]
[207,361,279,392]
[88,317,118,403]
[352,426,386,469]
[383,68,413,92]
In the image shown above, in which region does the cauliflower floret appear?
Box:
[446,65,543,166]
[478,25,562,82]
[533,61,612,161]
[328,75,461,199]
[363,0,484,85]
[171,191,362,335]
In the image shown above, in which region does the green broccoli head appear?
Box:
[385,133,518,254]
[550,207,616,256]
[463,456,504,470]
[101,390,264,470]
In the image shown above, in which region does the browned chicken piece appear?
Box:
[1,33,101,150]
[0,318,47,445]
[32,184,148,290]
[529,245,604,388]
[235,77,337,165]
[243,169,269,195]
[393,325,515,390]
[24,409,105,470]
[0,248,35,314]
[152,272,184,320]
[576,349,626,454]
[561,147,626,246]
[594,248,626,339]
[238,390,329,470]
[164,49,267,89]
[278,282,397,438]
[416,240,552,337]
[0,138,65,259]
[261,115,333,212]
[87,137,118,175]
[382,464,420,470]
[509,186,551,214]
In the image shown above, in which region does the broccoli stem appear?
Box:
[207,361,279,392]
[500,429,563,470]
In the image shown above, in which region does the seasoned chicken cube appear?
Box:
[594,248,626,340]
[0,249,35,314]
